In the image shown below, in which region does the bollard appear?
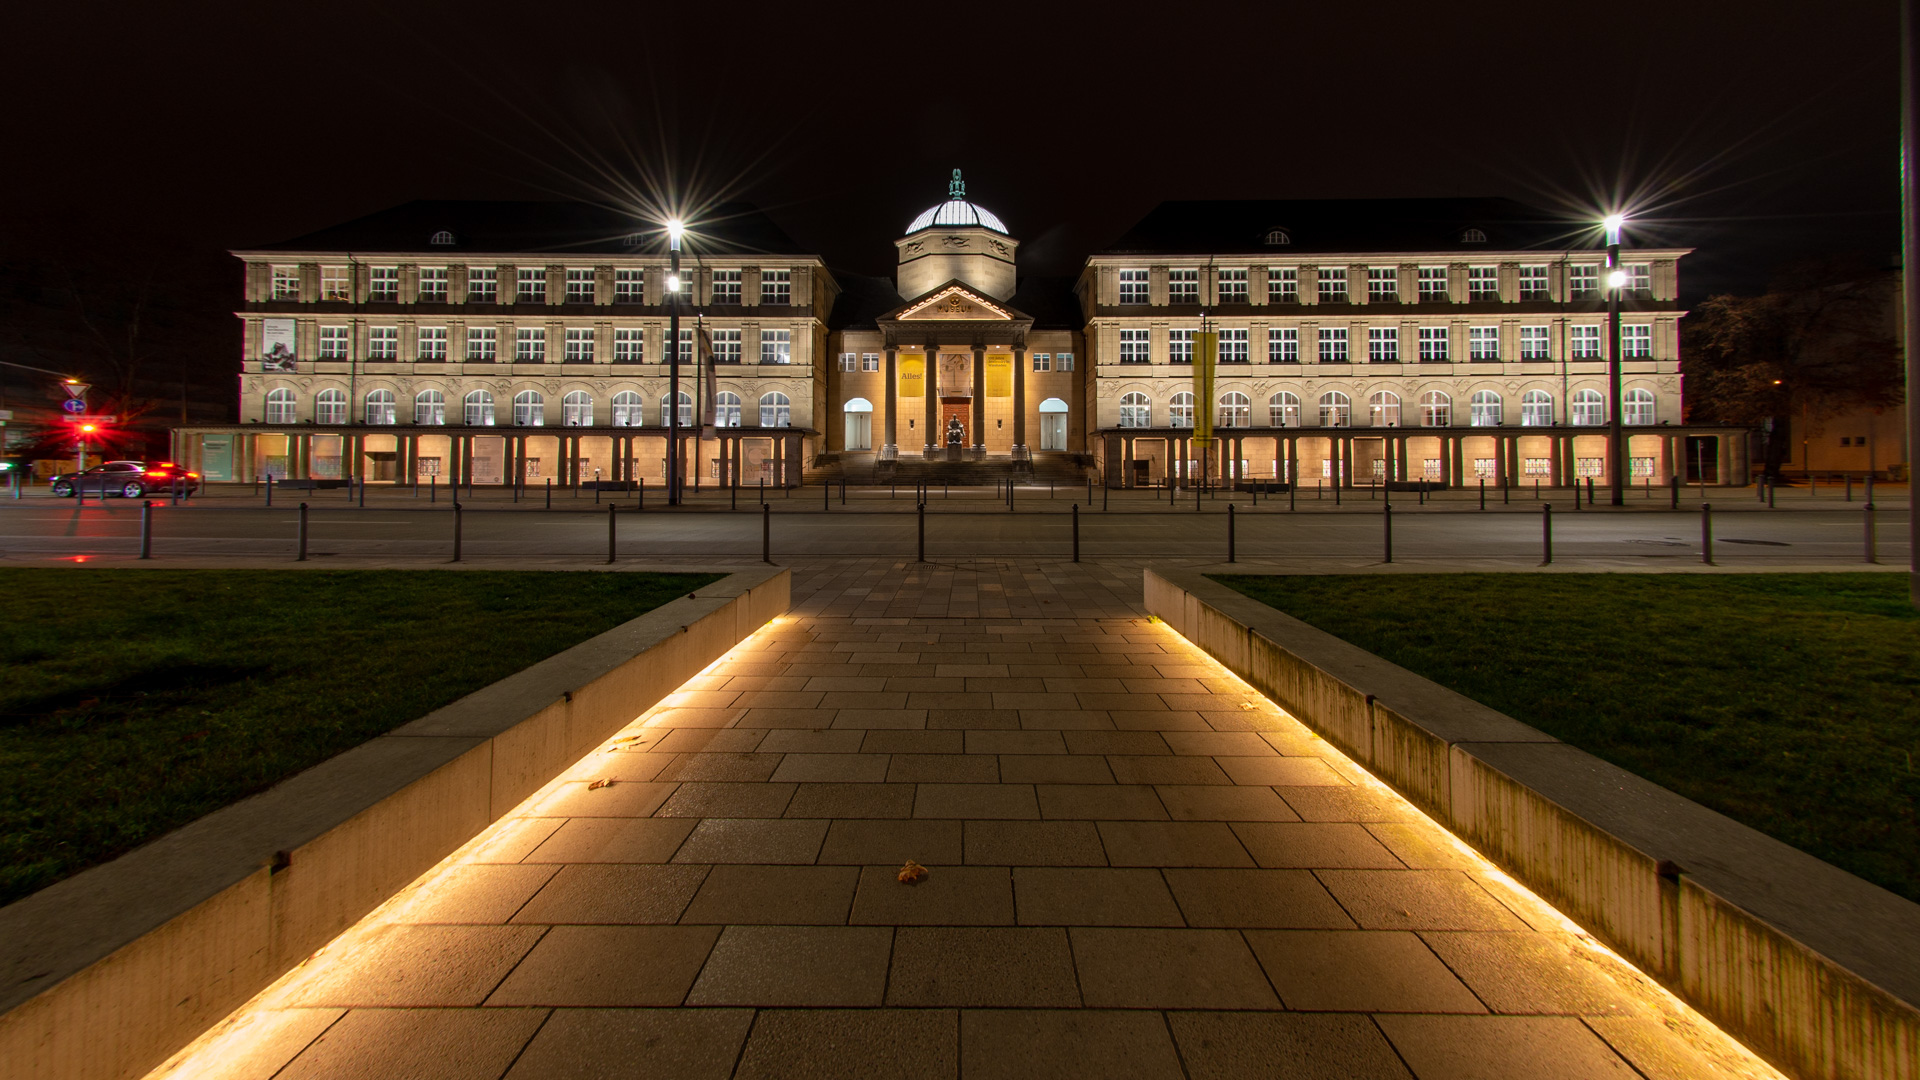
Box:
[1479,479,1485,511]
[1227,502,1236,563]
[1333,479,1340,506]
[1073,502,1081,563]
[607,504,617,564]
[1846,475,1854,502]
[1541,504,1553,565]
[918,501,926,562]
[762,502,772,564]
[1087,476,1093,506]
[1758,475,1767,503]
[1103,482,1109,512]
[296,502,309,562]
[761,478,766,505]
[1382,503,1392,564]
[1670,475,1680,510]
[638,476,646,511]
[452,502,463,563]
[266,474,274,507]
[1010,482,1016,512]
[845,479,850,505]
[140,500,153,559]
[823,480,829,512]
[1865,503,1878,564]
[546,478,552,510]
[358,476,366,508]
[1533,479,1539,500]
[429,475,436,504]
[1701,503,1714,565]
[1288,480,1295,511]
[1768,481,1776,509]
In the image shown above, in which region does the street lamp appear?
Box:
[1603,213,1627,506]
[666,219,684,505]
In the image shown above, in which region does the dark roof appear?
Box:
[825,273,904,330]
[1006,275,1081,330]
[826,273,1081,331]
[1100,197,1577,256]
[245,200,812,257]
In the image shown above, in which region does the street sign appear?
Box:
[62,414,117,425]
[61,398,86,413]
[62,382,89,399]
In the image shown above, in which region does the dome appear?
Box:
[905,169,1008,235]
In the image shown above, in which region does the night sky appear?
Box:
[2,1,1903,302]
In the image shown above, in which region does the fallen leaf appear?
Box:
[587,779,615,790]
[1239,701,1257,710]
[897,860,928,885]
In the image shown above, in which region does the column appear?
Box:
[1013,346,1027,450]
[1340,436,1354,488]
[925,349,939,453]
[1549,435,1563,489]
[1123,436,1135,487]
[1287,436,1299,487]
[883,346,898,453]
[1718,434,1734,486]
[1451,433,1466,487]
[1506,435,1520,487]
[773,433,785,487]
[1438,435,1453,488]
[1395,436,1409,484]
[972,345,986,451]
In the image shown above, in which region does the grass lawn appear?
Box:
[1212,573,1920,903]
[0,569,720,907]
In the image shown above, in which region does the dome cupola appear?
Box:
[895,169,1019,300]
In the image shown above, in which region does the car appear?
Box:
[50,461,201,498]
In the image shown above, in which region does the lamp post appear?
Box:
[1604,214,1627,506]
[667,220,684,505]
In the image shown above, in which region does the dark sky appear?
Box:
[3,0,1904,301]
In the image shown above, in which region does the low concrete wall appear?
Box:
[1146,566,1920,1080]
[0,566,789,1080]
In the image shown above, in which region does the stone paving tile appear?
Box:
[1231,821,1407,869]
[1374,1014,1641,1080]
[679,865,859,925]
[503,1008,753,1079]
[1036,783,1169,820]
[653,781,796,818]
[849,865,1016,925]
[732,1009,958,1080]
[783,781,917,819]
[1164,868,1357,929]
[488,925,720,1006]
[277,1008,548,1080]
[1317,869,1533,931]
[818,819,963,865]
[768,752,891,783]
[511,864,708,925]
[1168,1011,1416,1080]
[1247,929,1488,1012]
[1070,927,1280,1009]
[1013,867,1186,927]
[1098,821,1255,866]
[960,1009,1187,1079]
[962,820,1106,865]
[687,925,893,1006]
[287,924,546,1007]
[394,864,558,924]
[1157,784,1301,821]
[913,782,1039,819]
[886,926,1080,1006]
[672,818,829,863]
[1420,930,1643,1016]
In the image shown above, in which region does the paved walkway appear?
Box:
[155,561,1777,1080]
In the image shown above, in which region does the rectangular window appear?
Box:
[1418,267,1448,301]
[1118,269,1149,304]
[564,327,594,361]
[1368,327,1399,362]
[1569,265,1599,299]
[760,328,792,364]
[1468,266,1499,301]
[369,267,399,302]
[565,268,596,303]
[1217,269,1248,303]
[1570,325,1602,358]
[1474,459,1497,478]
[839,352,858,372]
[418,267,448,302]
[1269,327,1299,363]
[1519,265,1549,300]
[1423,459,1441,479]
[712,329,742,363]
[760,269,791,305]
[1624,324,1653,357]
[466,268,497,303]
[1418,326,1449,361]
[613,328,643,362]
[1469,326,1499,361]
[321,266,351,302]
[1268,268,1298,302]
[1057,352,1074,371]
[515,327,546,362]
[1119,328,1150,363]
[1219,329,1249,363]
[1168,329,1194,364]
[1168,269,1199,304]
[271,266,300,301]
[711,269,741,304]
[368,326,398,360]
[1520,325,1550,360]
[1316,268,1348,303]
[1628,264,1652,292]
[1576,457,1604,478]
[1317,326,1349,362]
[467,327,497,361]
[672,328,692,362]
[862,353,880,371]
[1630,457,1655,478]
[319,326,350,359]
[1525,458,1551,476]
[1032,353,1051,372]
[517,269,547,304]
[1367,268,1398,302]
[418,327,448,360]
[614,268,644,303]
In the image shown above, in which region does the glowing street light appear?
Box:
[1603,213,1628,506]
[666,217,688,504]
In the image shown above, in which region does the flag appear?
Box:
[696,316,717,440]
[1192,330,1218,450]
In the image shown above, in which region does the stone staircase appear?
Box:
[808,452,1095,486]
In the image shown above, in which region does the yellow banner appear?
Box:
[1192,331,1218,448]
[898,354,925,397]
[984,353,1013,397]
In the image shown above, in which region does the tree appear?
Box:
[1683,255,1903,478]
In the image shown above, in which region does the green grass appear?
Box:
[1211,573,1920,902]
[0,569,720,906]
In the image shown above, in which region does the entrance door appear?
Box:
[1040,414,1066,451]
[939,402,970,448]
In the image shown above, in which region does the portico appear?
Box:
[875,282,1034,459]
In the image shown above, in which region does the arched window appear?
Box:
[464,389,495,427]
[415,389,445,426]
[264,387,297,424]
[1264,228,1291,245]
[759,391,791,428]
[429,230,456,246]
[1168,392,1194,429]
[1419,391,1451,427]
[662,392,692,428]
[843,396,873,450]
[513,390,544,427]
[714,391,742,428]
[315,389,347,426]
[1624,387,1656,426]
[1461,227,1487,243]
[1368,390,1400,427]
[611,391,643,428]
[1269,392,1299,428]
[562,390,592,427]
[1318,391,1351,428]
[1572,388,1606,426]
[364,389,396,426]
[1470,390,1502,427]
[1038,397,1069,450]
[1119,392,1151,428]
[1218,392,1250,428]
[1521,389,1553,427]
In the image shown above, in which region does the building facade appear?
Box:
[175,183,1748,488]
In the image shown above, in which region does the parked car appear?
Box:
[49,461,200,498]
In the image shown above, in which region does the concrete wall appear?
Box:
[1146,566,1920,1080]
[0,567,789,1080]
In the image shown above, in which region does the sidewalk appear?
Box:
[145,559,1783,1080]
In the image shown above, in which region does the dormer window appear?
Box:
[1264,228,1292,245]
[430,230,456,246]
[1460,228,1488,243]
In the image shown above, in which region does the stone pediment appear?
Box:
[896,284,1014,322]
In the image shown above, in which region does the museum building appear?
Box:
[174,176,1752,489]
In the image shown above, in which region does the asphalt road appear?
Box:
[0,484,1906,565]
